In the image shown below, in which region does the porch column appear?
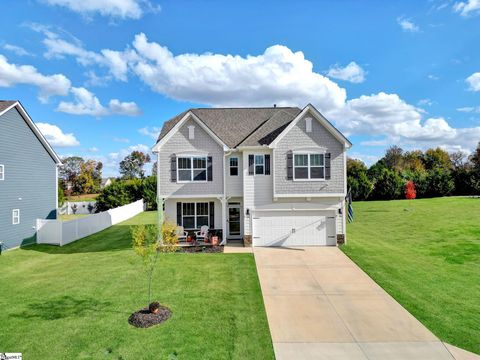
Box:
[220,197,227,245]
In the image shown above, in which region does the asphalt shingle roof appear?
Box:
[0,100,17,113]
[157,107,302,148]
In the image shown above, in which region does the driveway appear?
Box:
[254,247,458,360]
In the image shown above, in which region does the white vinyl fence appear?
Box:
[58,201,96,215]
[37,200,144,246]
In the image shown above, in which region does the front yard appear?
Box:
[1,212,274,360]
[342,197,480,355]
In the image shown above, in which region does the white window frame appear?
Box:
[293,151,326,181]
[177,155,208,183]
[229,157,239,176]
[182,202,209,230]
[12,209,20,225]
[0,164,4,180]
[254,154,265,175]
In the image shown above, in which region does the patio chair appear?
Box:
[195,225,210,242]
[176,226,188,241]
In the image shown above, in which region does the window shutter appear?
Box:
[248,155,254,175]
[209,201,215,229]
[176,202,182,226]
[207,156,213,181]
[265,154,271,175]
[171,155,177,182]
[287,151,293,180]
[325,153,331,180]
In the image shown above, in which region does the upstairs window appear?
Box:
[178,156,207,182]
[255,155,264,175]
[229,157,239,176]
[12,209,20,225]
[294,153,325,180]
[0,165,4,180]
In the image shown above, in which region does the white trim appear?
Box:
[152,111,229,152]
[253,207,338,212]
[227,202,242,239]
[254,154,265,175]
[273,193,346,198]
[12,209,20,225]
[160,194,224,199]
[0,164,4,181]
[269,104,352,149]
[0,102,62,164]
[55,166,58,218]
[176,155,208,183]
[181,201,209,230]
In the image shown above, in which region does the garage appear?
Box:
[252,210,337,247]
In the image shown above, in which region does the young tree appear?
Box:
[120,151,151,179]
[59,156,85,194]
[78,160,103,194]
[405,181,416,199]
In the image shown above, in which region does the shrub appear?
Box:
[142,176,158,211]
[95,178,148,212]
[371,168,403,200]
[348,172,373,200]
[58,185,65,207]
[426,168,454,197]
[405,181,416,199]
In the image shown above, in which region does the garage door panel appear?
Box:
[253,211,336,247]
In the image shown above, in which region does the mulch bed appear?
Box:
[178,246,224,253]
[128,306,172,328]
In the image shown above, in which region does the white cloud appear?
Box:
[457,106,480,113]
[138,126,161,139]
[40,0,160,19]
[88,147,99,152]
[427,74,439,80]
[57,87,141,117]
[326,92,480,151]
[418,98,434,106]
[3,44,33,57]
[0,54,71,102]
[36,122,79,147]
[397,16,420,32]
[326,62,366,83]
[453,0,480,16]
[113,137,130,143]
[466,72,480,91]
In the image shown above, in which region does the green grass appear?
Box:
[342,197,480,354]
[59,213,90,221]
[65,194,99,202]
[0,211,274,360]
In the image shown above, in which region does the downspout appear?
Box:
[156,151,164,244]
[220,149,234,246]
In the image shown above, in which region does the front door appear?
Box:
[228,204,242,239]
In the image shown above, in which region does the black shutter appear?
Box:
[325,153,331,180]
[171,155,177,182]
[287,151,293,180]
[209,202,215,229]
[176,202,182,226]
[207,156,213,181]
[265,154,271,175]
[248,154,254,175]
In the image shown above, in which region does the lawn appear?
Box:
[342,197,480,354]
[59,213,90,221]
[65,193,99,202]
[0,212,274,360]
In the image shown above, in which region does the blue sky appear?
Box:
[1,0,479,176]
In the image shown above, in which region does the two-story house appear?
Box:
[152,104,351,247]
[0,100,62,250]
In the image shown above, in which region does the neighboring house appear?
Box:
[101,178,113,188]
[152,104,351,247]
[0,100,62,250]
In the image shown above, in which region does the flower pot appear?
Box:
[211,236,219,245]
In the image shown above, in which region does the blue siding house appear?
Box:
[0,100,62,250]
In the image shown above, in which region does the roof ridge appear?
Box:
[232,112,280,147]
[192,106,300,110]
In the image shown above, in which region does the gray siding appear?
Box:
[226,153,243,197]
[159,117,224,196]
[0,108,57,249]
[274,112,345,195]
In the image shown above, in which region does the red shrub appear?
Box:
[405,180,416,200]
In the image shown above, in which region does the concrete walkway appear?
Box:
[254,247,471,360]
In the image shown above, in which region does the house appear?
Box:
[152,104,351,247]
[0,100,62,250]
[101,178,113,188]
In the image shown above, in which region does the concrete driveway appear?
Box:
[254,247,459,360]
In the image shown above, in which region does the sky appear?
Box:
[1,0,479,176]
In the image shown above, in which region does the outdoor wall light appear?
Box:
[339,208,342,214]
[246,208,250,216]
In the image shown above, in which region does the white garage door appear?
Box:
[252,211,337,247]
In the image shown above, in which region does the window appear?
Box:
[0,164,4,180]
[182,202,209,229]
[12,209,20,225]
[177,156,207,182]
[255,155,264,175]
[229,157,239,176]
[294,153,325,180]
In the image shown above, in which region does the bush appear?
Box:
[348,172,373,200]
[371,168,403,200]
[95,177,155,212]
[426,168,454,197]
[58,184,65,207]
[142,176,158,211]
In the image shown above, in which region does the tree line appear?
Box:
[348,142,480,201]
